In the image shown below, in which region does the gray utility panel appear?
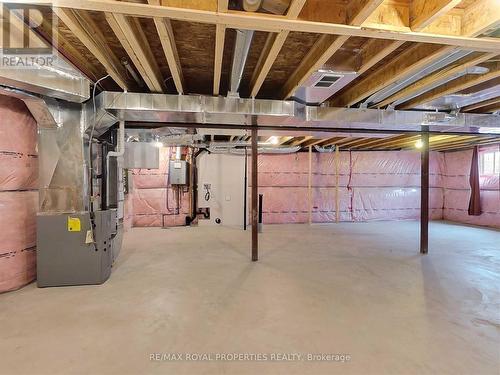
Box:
[169,160,189,185]
[37,210,117,287]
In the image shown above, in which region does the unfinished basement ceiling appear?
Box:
[23,0,499,115]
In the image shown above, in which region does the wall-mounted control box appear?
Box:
[169,160,189,185]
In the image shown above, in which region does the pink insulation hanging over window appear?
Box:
[0,94,38,293]
[444,146,500,229]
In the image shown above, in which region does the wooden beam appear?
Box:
[364,135,420,149]
[249,0,306,98]
[331,43,455,107]
[148,0,184,93]
[289,136,314,146]
[53,8,129,89]
[400,62,500,109]
[410,0,462,31]
[375,52,497,108]
[462,97,500,112]
[467,101,500,114]
[14,0,500,52]
[362,1,411,33]
[106,12,165,92]
[461,0,500,37]
[213,24,225,95]
[330,0,500,108]
[346,134,407,149]
[281,0,384,99]
[213,0,227,95]
[348,0,386,25]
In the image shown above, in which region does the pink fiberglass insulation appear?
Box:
[443,148,500,229]
[0,191,38,292]
[132,187,190,227]
[254,151,445,224]
[123,193,134,231]
[0,95,38,293]
[131,147,192,228]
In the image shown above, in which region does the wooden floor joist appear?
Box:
[374,52,498,108]
[148,0,184,94]
[106,12,165,92]
[213,0,228,96]
[400,61,500,109]
[11,0,500,52]
[281,0,385,99]
[249,0,306,98]
[53,8,129,90]
[330,0,500,108]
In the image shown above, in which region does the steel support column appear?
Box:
[420,131,430,254]
[251,127,258,261]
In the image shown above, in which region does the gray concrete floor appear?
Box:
[0,221,499,375]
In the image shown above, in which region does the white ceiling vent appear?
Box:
[293,70,358,105]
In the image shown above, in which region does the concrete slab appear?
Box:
[0,221,499,374]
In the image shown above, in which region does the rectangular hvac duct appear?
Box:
[293,70,358,105]
[124,142,160,169]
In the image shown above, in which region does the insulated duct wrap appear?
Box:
[0,95,38,293]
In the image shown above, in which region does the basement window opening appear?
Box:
[479,149,500,176]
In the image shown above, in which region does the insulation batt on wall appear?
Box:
[131,147,190,228]
[251,151,445,224]
[443,148,500,229]
[0,95,38,293]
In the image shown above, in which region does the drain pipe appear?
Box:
[106,119,125,208]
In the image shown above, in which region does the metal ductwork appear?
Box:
[0,86,57,128]
[388,66,490,109]
[293,69,358,105]
[98,92,500,135]
[229,29,255,96]
[209,145,301,154]
[415,84,500,112]
[360,50,472,108]
[0,55,91,103]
